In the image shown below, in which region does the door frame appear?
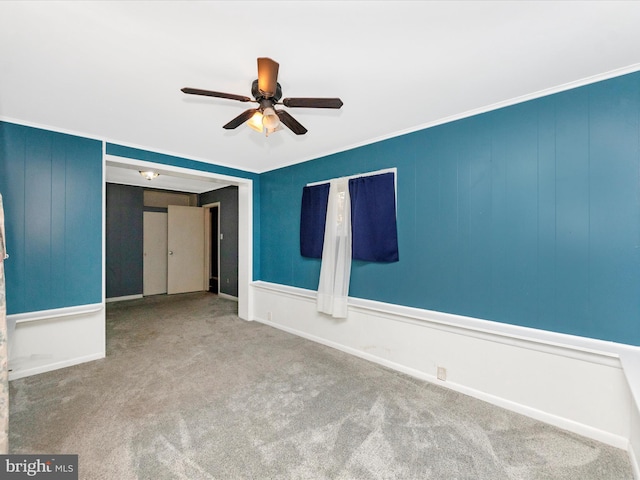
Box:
[202,202,220,294]
[105,154,254,320]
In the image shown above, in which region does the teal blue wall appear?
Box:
[0,122,103,314]
[0,127,261,316]
[259,71,640,345]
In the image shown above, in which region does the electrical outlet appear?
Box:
[267,311,273,321]
[437,366,447,381]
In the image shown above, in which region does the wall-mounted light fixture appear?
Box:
[139,171,159,180]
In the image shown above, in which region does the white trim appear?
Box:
[8,303,103,324]
[8,305,105,380]
[620,353,640,403]
[8,353,105,381]
[252,281,628,365]
[218,292,238,302]
[348,299,621,366]
[447,378,628,450]
[101,140,107,364]
[105,295,143,303]
[102,141,107,305]
[236,181,253,320]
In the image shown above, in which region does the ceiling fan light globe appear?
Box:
[247,111,264,133]
[262,107,280,130]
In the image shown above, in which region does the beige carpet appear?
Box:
[8,293,633,479]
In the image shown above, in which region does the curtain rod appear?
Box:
[305,167,397,187]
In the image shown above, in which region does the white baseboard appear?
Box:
[218,292,238,302]
[106,294,143,303]
[251,281,633,451]
[629,396,640,479]
[8,304,106,381]
[9,353,105,381]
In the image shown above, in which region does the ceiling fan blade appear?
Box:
[257,57,279,97]
[181,87,252,103]
[282,97,344,109]
[276,110,307,135]
[223,108,259,129]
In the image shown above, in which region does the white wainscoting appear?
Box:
[8,303,105,380]
[251,281,638,457]
[7,283,640,475]
[630,401,640,479]
[620,352,640,479]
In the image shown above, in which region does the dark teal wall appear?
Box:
[259,71,640,345]
[106,183,143,298]
[0,121,103,314]
[199,186,239,297]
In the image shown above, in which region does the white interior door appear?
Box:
[167,205,205,294]
[143,212,168,296]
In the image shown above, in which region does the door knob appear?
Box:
[169,251,174,255]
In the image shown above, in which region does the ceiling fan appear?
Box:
[181,57,343,136]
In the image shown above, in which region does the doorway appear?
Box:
[142,205,206,296]
[105,155,254,321]
[208,204,220,294]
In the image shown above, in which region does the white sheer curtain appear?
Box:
[0,193,8,453]
[316,178,352,318]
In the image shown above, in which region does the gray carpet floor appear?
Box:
[8,292,633,479]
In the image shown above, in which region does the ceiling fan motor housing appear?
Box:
[252,79,282,103]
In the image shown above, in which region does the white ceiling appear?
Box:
[105,159,231,193]
[2,1,640,178]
